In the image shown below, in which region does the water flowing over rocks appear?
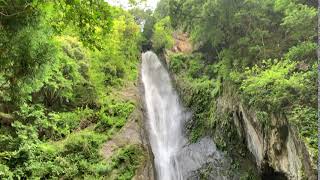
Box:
[141,51,234,180]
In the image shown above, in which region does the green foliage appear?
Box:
[48,108,95,139]
[52,0,113,49]
[106,145,144,180]
[0,26,57,105]
[153,0,171,19]
[95,100,135,132]
[34,36,97,108]
[239,59,316,112]
[0,0,42,32]
[284,41,317,61]
[151,16,174,52]
[0,1,142,179]
[159,0,317,175]
[276,0,317,41]
[136,10,156,49]
[26,130,108,179]
[88,13,141,103]
[160,0,317,66]
[288,105,317,162]
[169,53,219,142]
[255,111,270,130]
[240,60,299,111]
[62,130,106,159]
[169,53,189,73]
[169,53,209,78]
[215,50,235,79]
[0,163,13,179]
[239,168,257,180]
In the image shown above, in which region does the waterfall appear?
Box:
[141,51,232,180]
[141,51,187,180]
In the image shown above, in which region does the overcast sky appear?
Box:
[106,0,160,10]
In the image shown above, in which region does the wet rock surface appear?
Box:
[177,137,235,180]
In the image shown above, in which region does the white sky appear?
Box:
[106,0,160,10]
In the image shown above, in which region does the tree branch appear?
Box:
[0,3,32,17]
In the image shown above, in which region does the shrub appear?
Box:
[107,145,144,180]
[17,104,95,140]
[177,77,216,142]
[288,105,317,162]
[169,53,188,74]
[0,164,13,180]
[95,100,135,132]
[239,59,308,112]
[152,16,174,52]
[62,131,106,159]
[169,53,204,78]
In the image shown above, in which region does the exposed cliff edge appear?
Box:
[216,83,317,179]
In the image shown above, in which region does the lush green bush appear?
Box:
[169,53,189,74]
[106,145,144,180]
[169,53,220,142]
[24,130,108,179]
[0,164,13,179]
[284,41,317,61]
[0,25,57,106]
[179,77,215,142]
[238,59,316,113]
[239,60,300,111]
[169,53,206,78]
[288,105,317,162]
[95,100,135,132]
[151,16,174,52]
[62,130,106,159]
[16,103,95,140]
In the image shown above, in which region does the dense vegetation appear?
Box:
[0,0,317,179]
[0,1,144,179]
[150,0,317,175]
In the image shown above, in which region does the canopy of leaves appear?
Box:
[151,16,174,52]
[0,1,143,179]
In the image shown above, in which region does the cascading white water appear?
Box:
[141,51,231,180]
[141,51,187,180]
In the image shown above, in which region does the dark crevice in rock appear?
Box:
[261,164,287,180]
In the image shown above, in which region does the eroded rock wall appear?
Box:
[217,85,317,180]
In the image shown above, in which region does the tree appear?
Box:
[151,16,174,52]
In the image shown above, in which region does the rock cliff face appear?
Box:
[216,84,317,180]
[172,32,193,54]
